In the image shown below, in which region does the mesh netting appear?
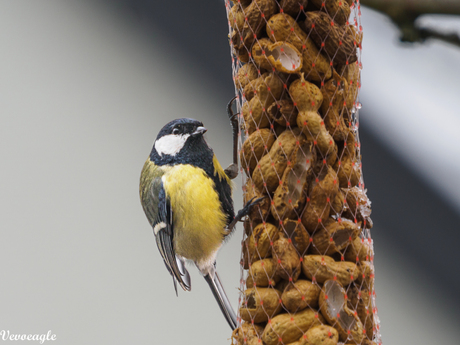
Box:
[225,1,381,344]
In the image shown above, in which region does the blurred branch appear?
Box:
[361,0,460,46]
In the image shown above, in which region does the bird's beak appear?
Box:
[192,126,207,137]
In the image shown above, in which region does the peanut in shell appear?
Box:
[240,287,283,323]
[232,0,278,51]
[252,128,307,194]
[247,258,281,288]
[302,166,339,234]
[267,99,298,127]
[320,73,349,141]
[266,13,332,82]
[236,63,260,90]
[309,0,351,26]
[272,235,301,281]
[281,279,321,312]
[262,308,325,345]
[271,141,312,220]
[240,128,276,175]
[342,62,360,114]
[302,11,357,66]
[334,130,361,188]
[282,219,310,255]
[288,325,339,345]
[279,0,308,17]
[232,322,264,345]
[344,236,373,263]
[330,189,345,215]
[310,219,361,256]
[290,75,337,161]
[228,3,245,31]
[243,179,271,223]
[247,222,279,262]
[301,255,358,286]
[243,72,270,102]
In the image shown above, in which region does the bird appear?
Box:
[139,111,262,330]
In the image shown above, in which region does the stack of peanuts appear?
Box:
[225,1,381,345]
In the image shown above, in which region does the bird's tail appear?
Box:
[203,270,238,330]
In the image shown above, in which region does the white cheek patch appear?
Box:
[154,134,190,156]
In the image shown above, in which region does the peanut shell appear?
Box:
[229,3,245,31]
[232,0,278,51]
[243,179,271,223]
[320,73,349,141]
[282,219,310,255]
[271,141,312,220]
[334,130,360,188]
[290,75,338,161]
[288,325,339,345]
[310,219,361,256]
[267,99,298,126]
[232,322,264,345]
[243,72,270,102]
[309,0,351,26]
[279,0,308,17]
[240,287,283,323]
[236,63,260,90]
[267,13,332,82]
[247,258,281,288]
[348,285,375,340]
[281,279,321,312]
[344,237,373,263]
[302,11,357,66]
[253,39,303,74]
[342,186,373,229]
[240,128,276,175]
[262,308,325,345]
[272,235,301,281]
[301,255,358,286]
[330,189,344,215]
[252,128,307,193]
[247,222,279,261]
[319,280,364,343]
[302,166,339,234]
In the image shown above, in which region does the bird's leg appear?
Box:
[224,196,266,235]
[200,262,238,330]
[224,96,240,180]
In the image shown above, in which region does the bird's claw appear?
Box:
[224,196,267,236]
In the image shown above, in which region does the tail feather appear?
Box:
[203,271,238,330]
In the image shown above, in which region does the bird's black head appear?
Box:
[150,118,213,167]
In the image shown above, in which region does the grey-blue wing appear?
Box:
[154,181,191,293]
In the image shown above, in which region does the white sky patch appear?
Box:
[154,133,190,156]
[360,7,460,211]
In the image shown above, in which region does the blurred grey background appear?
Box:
[1,1,460,344]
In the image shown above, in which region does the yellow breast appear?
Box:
[162,164,227,264]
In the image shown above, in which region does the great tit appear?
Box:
[139,114,261,330]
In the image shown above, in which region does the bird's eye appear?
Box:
[172,128,179,135]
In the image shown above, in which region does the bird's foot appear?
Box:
[225,196,267,235]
